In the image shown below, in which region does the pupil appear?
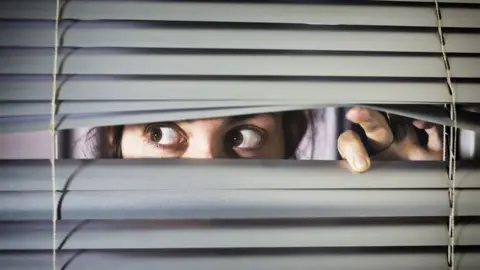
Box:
[151,129,162,142]
[232,131,244,146]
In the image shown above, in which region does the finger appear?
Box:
[424,126,443,152]
[371,127,418,160]
[402,122,420,146]
[346,107,394,151]
[337,130,371,173]
[404,144,443,160]
[412,120,443,152]
[412,120,435,130]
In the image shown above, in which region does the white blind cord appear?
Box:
[433,1,458,269]
[50,0,61,269]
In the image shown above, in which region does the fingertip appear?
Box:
[351,155,371,173]
[346,107,362,121]
[412,120,434,129]
[337,130,371,173]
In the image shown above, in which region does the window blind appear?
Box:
[1,0,480,269]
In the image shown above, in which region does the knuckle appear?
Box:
[372,128,393,143]
[361,107,373,119]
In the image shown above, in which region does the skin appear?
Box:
[338,107,443,173]
[121,113,285,159]
[121,107,443,172]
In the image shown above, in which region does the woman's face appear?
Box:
[121,113,286,159]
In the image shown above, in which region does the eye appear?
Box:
[145,124,187,148]
[228,127,265,150]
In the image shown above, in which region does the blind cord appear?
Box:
[433,1,458,269]
[50,0,61,269]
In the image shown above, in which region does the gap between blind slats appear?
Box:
[1,24,479,54]
[0,1,478,28]
[3,50,480,78]
[1,221,480,250]
[1,160,479,191]
[1,250,479,270]
[1,189,479,220]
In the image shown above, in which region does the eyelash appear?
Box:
[142,123,268,154]
[227,125,267,150]
[143,123,187,150]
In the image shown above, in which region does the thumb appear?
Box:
[337,130,371,173]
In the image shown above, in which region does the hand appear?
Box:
[337,107,443,173]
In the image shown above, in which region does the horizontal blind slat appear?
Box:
[2,221,479,250]
[443,8,480,28]
[2,23,478,53]
[1,250,479,270]
[3,104,480,133]
[3,50,465,78]
[2,160,479,191]
[0,105,310,132]
[4,79,473,102]
[0,26,437,52]
[0,1,445,26]
[0,23,465,53]
[2,189,478,220]
[3,102,480,123]
[0,101,309,117]
[1,1,479,28]
[0,192,60,220]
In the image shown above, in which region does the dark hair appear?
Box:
[88,110,311,159]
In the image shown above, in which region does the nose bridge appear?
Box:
[182,120,224,159]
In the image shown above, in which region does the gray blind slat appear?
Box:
[0,105,309,132]
[4,79,472,103]
[3,104,479,133]
[0,191,60,220]
[0,2,438,25]
[3,23,479,53]
[2,221,480,250]
[4,102,480,125]
[443,8,480,28]
[446,33,480,53]
[1,1,478,28]
[0,100,301,117]
[0,23,458,53]
[48,189,480,219]
[2,160,479,191]
[2,50,465,77]
[2,189,478,220]
[1,251,479,270]
[0,26,436,52]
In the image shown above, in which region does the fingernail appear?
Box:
[353,156,368,171]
